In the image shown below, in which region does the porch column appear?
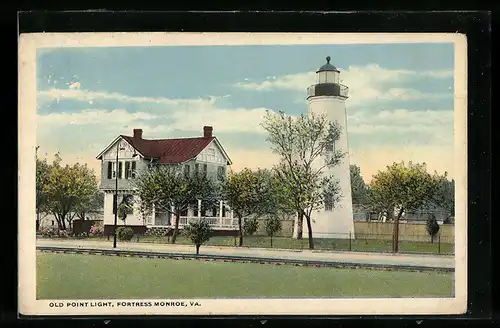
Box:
[219,200,223,226]
[197,199,202,220]
[171,205,175,226]
[152,203,156,226]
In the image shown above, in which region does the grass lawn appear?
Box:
[130,235,454,255]
[37,252,454,299]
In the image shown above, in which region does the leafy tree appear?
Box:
[133,166,219,244]
[350,164,370,206]
[261,110,345,249]
[223,168,271,246]
[243,218,259,236]
[369,161,441,252]
[256,168,297,221]
[265,217,282,248]
[429,174,455,221]
[426,214,440,243]
[36,151,51,231]
[43,153,100,230]
[183,218,213,255]
[74,191,104,221]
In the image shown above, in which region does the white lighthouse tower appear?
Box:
[294,56,355,239]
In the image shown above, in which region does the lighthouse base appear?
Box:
[292,211,355,240]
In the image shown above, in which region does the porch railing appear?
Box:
[175,216,237,228]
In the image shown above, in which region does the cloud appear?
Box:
[348,108,453,131]
[37,109,157,126]
[37,88,276,136]
[36,85,454,185]
[234,64,453,107]
[37,88,221,107]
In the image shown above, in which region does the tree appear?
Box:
[43,153,100,230]
[243,218,259,236]
[73,191,104,221]
[426,214,440,243]
[257,168,297,221]
[350,164,370,207]
[183,218,213,255]
[261,110,345,249]
[36,153,51,231]
[369,161,441,252]
[429,174,455,221]
[222,168,270,247]
[265,217,282,248]
[133,165,219,244]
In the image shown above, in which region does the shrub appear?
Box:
[243,218,259,236]
[58,229,70,238]
[116,227,135,241]
[426,214,440,243]
[183,219,212,254]
[39,227,57,238]
[265,217,282,247]
[89,224,104,237]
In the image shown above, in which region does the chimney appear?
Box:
[203,126,213,138]
[133,129,143,139]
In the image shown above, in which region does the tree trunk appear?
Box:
[305,215,314,250]
[196,244,200,255]
[392,208,404,253]
[55,213,65,230]
[296,212,304,240]
[431,235,434,244]
[270,234,273,248]
[238,216,243,247]
[171,211,180,244]
[36,211,40,232]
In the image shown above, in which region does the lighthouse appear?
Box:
[294,56,355,239]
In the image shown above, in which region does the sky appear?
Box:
[36,43,455,183]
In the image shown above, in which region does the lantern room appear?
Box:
[317,56,340,84]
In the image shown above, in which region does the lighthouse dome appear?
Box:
[317,56,339,73]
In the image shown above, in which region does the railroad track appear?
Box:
[36,246,454,273]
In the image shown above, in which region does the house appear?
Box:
[95,126,237,236]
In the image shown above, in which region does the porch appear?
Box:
[148,216,239,230]
[145,199,239,230]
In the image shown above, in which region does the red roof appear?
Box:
[121,135,215,164]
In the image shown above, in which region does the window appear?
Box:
[203,164,208,176]
[131,161,137,178]
[195,163,199,175]
[125,162,130,179]
[107,162,112,179]
[112,162,117,179]
[217,166,225,181]
[180,208,188,216]
[118,162,123,179]
[184,165,190,177]
[324,193,334,211]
